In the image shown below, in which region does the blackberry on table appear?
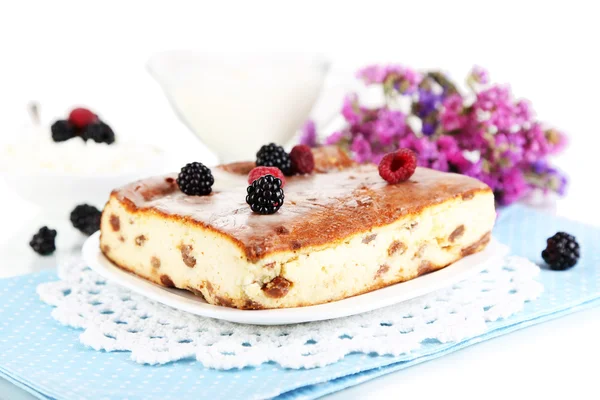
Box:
[541,232,580,270]
[51,120,77,142]
[256,143,292,176]
[82,121,115,144]
[246,174,285,215]
[29,226,57,256]
[70,204,101,236]
[177,162,214,196]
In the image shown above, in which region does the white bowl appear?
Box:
[147,51,330,162]
[1,146,168,212]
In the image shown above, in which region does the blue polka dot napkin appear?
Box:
[1,205,599,400]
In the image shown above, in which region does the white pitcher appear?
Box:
[147,51,348,163]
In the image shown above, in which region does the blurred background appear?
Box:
[1,0,598,273]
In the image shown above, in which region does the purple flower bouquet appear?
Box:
[300,65,567,206]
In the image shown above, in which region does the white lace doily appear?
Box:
[37,255,542,370]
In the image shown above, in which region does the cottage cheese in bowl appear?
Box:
[0,124,167,210]
[0,125,162,175]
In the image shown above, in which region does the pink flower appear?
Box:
[341,94,362,125]
[440,94,467,131]
[350,135,372,163]
[514,100,533,125]
[545,128,568,154]
[495,168,529,205]
[522,123,551,162]
[356,65,390,84]
[349,119,377,141]
[468,65,489,84]
[306,63,569,205]
[357,64,421,94]
[436,135,460,153]
[449,152,479,175]
[395,68,421,94]
[374,109,407,145]
[370,152,386,165]
[397,136,450,171]
[473,85,529,132]
[529,160,568,195]
[324,131,345,145]
[299,120,317,147]
[475,86,513,113]
[437,136,468,172]
[492,132,525,168]
[443,94,463,112]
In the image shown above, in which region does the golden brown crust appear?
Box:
[106,146,492,262]
[312,145,355,172]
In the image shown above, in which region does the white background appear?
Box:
[1,0,598,222]
[0,1,599,399]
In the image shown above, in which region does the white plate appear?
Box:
[83,232,508,325]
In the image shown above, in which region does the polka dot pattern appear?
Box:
[0,205,599,400]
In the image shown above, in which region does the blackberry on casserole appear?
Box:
[256,143,293,176]
[177,162,214,196]
[246,174,285,215]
